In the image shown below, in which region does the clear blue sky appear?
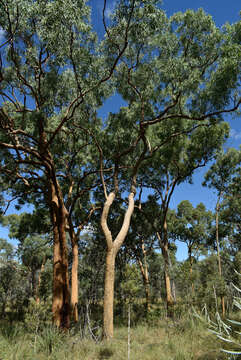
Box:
[1,0,241,261]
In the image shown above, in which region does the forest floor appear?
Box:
[0,316,226,360]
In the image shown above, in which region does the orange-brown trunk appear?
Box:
[50,182,70,330]
[71,234,79,322]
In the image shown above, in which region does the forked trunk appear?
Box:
[101,192,135,339]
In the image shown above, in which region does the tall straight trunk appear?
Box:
[188,247,194,296]
[161,243,174,316]
[137,241,151,313]
[137,258,151,313]
[216,199,225,317]
[36,261,45,305]
[101,192,135,340]
[103,248,115,338]
[49,180,70,330]
[157,218,174,317]
[31,268,37,299]
[69,223,79,322]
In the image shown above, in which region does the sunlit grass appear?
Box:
[0,316,227,360]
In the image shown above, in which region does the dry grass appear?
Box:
[0,316,227,360]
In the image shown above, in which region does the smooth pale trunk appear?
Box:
[103,248,115,339]
[101,192,135,339]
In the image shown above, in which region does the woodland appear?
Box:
[0,0,241,359]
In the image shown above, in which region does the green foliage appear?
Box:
[24,297,52,333]
[120,264,142,303]
[0,260,30,319]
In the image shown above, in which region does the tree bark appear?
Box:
[216,200,225,317]
[49,180,70,330]
[161,243,174,316]
[36,261,45,305]
[103,248,115,339]
[137,241,151,313]
[101,192,135,340]
[69,224,79,322]
[31,268,37,300]
[188,247,194,296]
[157,220,174,317]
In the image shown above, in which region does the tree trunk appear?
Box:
[137,241,151,313]
[36,261,45,305]
[188,247,194,296]
[70,229,79,322]
[138,259,151,314]
[31,268,37,300]
[161,243,174,316]
[49,180,70,330]
[101,192,135,339]
[103,248,115,339]
[157,221,174,317]
[216,199,225,317]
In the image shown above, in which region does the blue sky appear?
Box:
[93,0,241,259]
[1,0,241,261]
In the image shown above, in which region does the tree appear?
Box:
[220,156,241,253]
[203,148,241,316]
[175,201,212,295]
[98,4,241,336]
[135,117,228,315]
[0,0,132,329]
[1,1,241,337]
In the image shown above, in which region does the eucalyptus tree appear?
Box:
[1,0,241,338]
[175,201,212,295]
[135,120,228,314]
[203,148,241,315]
[0,0,135,329]
[97,3,241,337]
[220,158,241,254]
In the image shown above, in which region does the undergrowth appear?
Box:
[0,315,225,360]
